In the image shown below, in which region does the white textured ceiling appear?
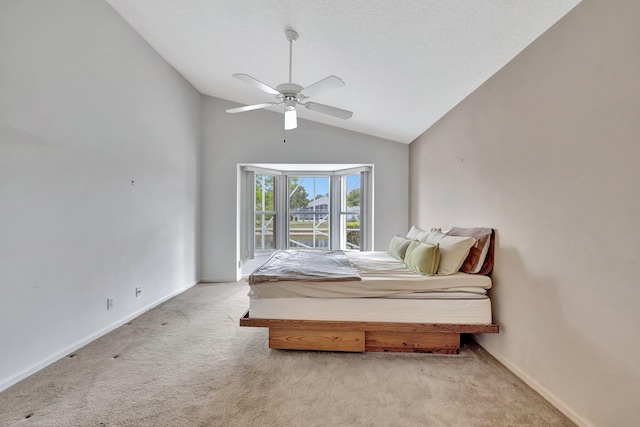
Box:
[105,0,580,144]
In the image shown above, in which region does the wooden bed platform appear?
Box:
[240,310,498,354]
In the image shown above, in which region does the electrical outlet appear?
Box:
[135,287,142,297]
[107,298,114,310]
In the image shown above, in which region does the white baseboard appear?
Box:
[476,337,592,427]
[0,280,199,393]
[199,278,242,283]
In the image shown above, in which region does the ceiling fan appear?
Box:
[226,29,353,130]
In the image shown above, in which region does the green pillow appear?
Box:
[404,241,440,276]
[388,235,414,260]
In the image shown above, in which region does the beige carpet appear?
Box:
[0,282,575,426]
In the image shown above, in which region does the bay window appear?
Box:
[240,164,373,263]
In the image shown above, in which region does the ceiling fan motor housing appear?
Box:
[275,83,305,102]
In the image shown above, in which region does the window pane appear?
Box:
[254,174,276,251]
[343,214,360,250]
[255,213,276,250]
[345,174,361,211]
[288,176,330,249]
[289,214,330,249]
[342,174,360,250]
[288,176,329,211]
[255,174,275,212]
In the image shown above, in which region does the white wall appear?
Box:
[201,96,408,281]
[0,0,202,390]
[408,0,639,426]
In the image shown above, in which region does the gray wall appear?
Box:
[409,0,639,426]
[201,96,408,281]
[0,0,202,390]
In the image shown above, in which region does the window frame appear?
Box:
[240,164,373,261]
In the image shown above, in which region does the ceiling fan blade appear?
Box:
[233,74,280,95]
[226,102,277,113]
[299,75,345,98]
[304,102,353,120]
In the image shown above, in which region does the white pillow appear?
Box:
[425,230,477,275]
[406,225,426,240]
[407,225,432,243]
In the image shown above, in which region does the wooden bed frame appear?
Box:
[240,310,498,354]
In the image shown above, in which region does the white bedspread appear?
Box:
[248,249,360,284]
[248,251,491,299]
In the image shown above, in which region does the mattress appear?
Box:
[250,297,492,324]
[249,250,491,299]
[247,250,494,324]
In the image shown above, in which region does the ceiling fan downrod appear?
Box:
[285,29,298,84]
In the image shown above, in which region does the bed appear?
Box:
[240,227,498,354]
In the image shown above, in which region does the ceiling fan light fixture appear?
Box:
[284,102,297,130]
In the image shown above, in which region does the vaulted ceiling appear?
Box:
[106,0,581,144]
